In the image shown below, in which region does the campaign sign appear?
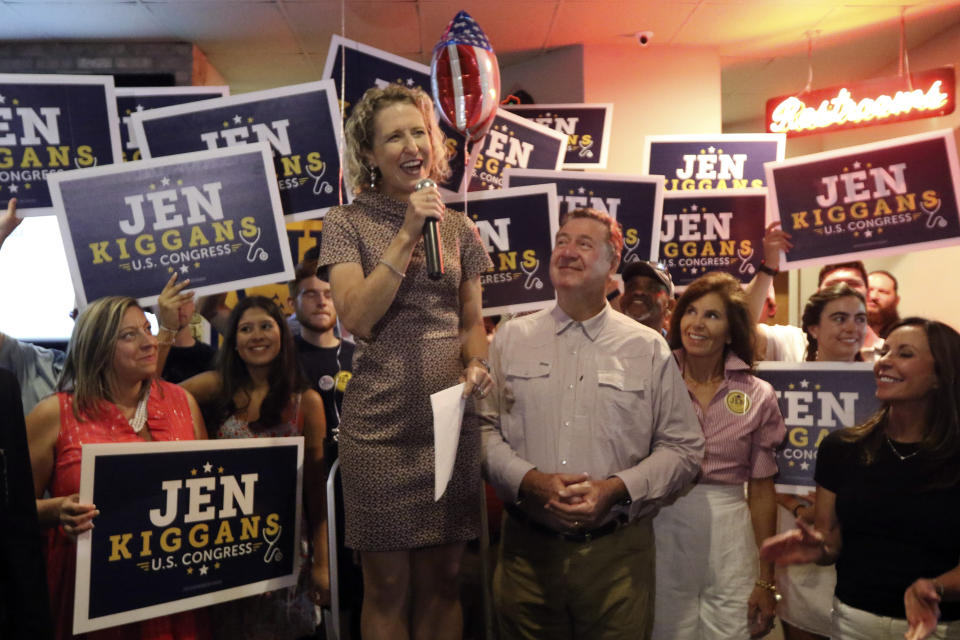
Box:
[130,80,345,221]
[322,35,468,193]
[74,438,303,634]
[469,109,566,192]
[659,189,766,289]
[0,73,122,216]
[755,362,879,493]
[443,184,559,316]
[504,103,613,169]
[48,143,294,308]
[116,87,230,162]
[504,168,663,275]
[643,134,785,192]
[765,129,960,269]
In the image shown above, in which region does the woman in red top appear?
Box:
[26,294,208,640]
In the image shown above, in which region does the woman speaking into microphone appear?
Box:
[318,84,494,640]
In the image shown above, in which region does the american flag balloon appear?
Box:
[431,10,501,144]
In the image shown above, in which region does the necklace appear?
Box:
[885,435,920,461]
[128,386,151,434]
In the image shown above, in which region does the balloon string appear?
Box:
[462,136,470,220]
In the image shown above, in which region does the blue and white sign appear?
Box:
[643,133,785,192]
[765,129,960,269]
[755,362,879,493]
[48,142,294,308]
[116,86,230,162]
[74,438,304,634]
[131,81,345,221]
[504,168,663,275]
[469,109,566,192]
[322,34,469,194]
[0,73,122,216]
[444,183,559,316]
[660,189,767,289]
[504,103,613,169]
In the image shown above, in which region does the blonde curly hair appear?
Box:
[343,84,451,195]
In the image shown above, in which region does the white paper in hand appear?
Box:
[431,382,467,501]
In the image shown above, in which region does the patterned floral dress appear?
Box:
[319,191,493,551]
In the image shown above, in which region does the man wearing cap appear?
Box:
[620,260,674,336]
[480,207,703,640]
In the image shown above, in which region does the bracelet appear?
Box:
[379,259,405,278]
[466,356,490,372]
[158,324,178,334]
[757,261,779,276]
[756,579,781,601]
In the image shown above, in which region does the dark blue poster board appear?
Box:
[504,103,613,169]
[116,87,229,162]
[74,438,303,634]
[659,189,767,290]
[48,143,294,307]
[468,109,565,192]
[0,73,122,215]
[131,81,345,221]
[644,134,784,192]
[755,362,879,492]
[444,184,558,315]
[504,168,663,275]
[765,129,960,269]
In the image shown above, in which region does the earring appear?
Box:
[369,165,377,190]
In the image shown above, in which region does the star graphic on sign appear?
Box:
[8,185,17,194]
[136,104,145,112]
[800,461,810,471]
[160,177,170,187]
[218,466,224,473]
[707,146,715,154]
[186,567,194,575]
[800,379,809,388]
[577,186,586,194]
[0,94,5,104]
[788,383,795,390]
[864,230,873,238]
[190,468,198,476]
[788,460,795,467]
[214,562,221,569]
[691,267,698,274]
[203,462,213,473]
[691,204,698,212]
[233,115,242,125]
[853,161,861,169]
[199,565,209,576]
[815,383,822,390]
[406,78,415,86]
[179,265,189,274]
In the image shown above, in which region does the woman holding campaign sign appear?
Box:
[178,296,327,640]
[25,291,209,640]
[318,84,493,640]
[653,272,786,639]
[762,318,960,640]
[776,283,869,640]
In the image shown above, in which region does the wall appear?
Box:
[583,44,722,174]
[500,45,585,104]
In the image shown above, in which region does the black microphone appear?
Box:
[416,178,444,280]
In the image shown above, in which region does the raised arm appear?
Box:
[0,197,22,253]
[745,221,793,322]
[328,188,444,339]
[154,273,194,378]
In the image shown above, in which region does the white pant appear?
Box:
[653,483,757,640]
[831,598,960,640]
[775,504,835,635]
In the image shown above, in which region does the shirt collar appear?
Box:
[551,303,610,341]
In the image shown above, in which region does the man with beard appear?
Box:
[867,270,901,339]
[289,262,354,435]
[619,260,674,336]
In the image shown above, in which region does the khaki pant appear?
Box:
[493,512,655,640]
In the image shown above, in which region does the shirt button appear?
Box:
[561,460,567,465]
[564,421,570,427]
[568,384,574,389]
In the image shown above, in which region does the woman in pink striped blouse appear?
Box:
[653,272,787,640]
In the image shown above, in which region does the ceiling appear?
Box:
[2,0,960,128]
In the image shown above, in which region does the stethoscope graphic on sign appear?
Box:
[74,157,98,169]
[522,259,544,290]
[263,526,283,563]
[240,227,269,263]
[577,138,594,159]
[306,161,334,196]
[622,235,642,264]
[738,246,756,275]
[921,199,948,229]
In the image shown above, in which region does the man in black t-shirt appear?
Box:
[289,263,354,437]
